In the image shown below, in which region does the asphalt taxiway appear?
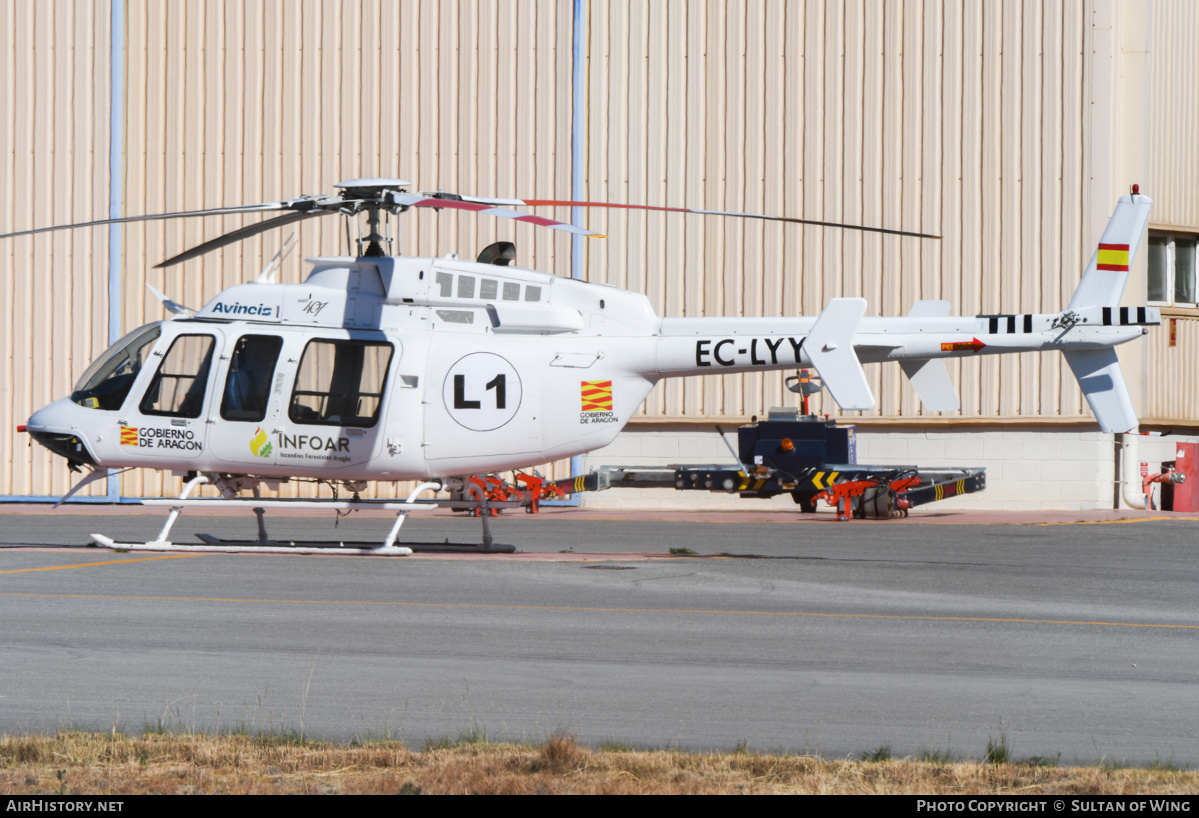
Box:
[1,505,1197,766]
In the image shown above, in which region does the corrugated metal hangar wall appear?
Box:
[1,0,1196,504]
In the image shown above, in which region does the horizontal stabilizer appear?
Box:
[805,298,874,410]
[1063,348,1138,433]
[899,358,960,412]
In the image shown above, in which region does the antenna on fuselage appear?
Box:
[255,233,298,283]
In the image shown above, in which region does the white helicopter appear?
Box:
[9,178,1156,553]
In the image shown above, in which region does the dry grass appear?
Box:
[0,730,1196,795]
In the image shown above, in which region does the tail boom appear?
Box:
[644,194,1155,431]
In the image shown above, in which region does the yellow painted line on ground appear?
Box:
[548,515,1199,527]
[1033,517,1199,527]
[0,591,1195,630]
[0,554,203,575]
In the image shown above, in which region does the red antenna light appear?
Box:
[1132,183,1140,195]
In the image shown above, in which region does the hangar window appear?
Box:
[1148,232,1197,306]
[289,338,394,427]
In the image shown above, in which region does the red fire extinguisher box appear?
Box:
[1163,442,1198,512]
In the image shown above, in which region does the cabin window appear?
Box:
[289,338,393,427]
[457,275,476,298]
[220,335,284,422]
[1148,231,1197,306]
[502,282,520,301]
[435,271,453,297]
[71,322,162,411]
[524,285,541,302]
[139,334,216,418]
[480,278,498,299]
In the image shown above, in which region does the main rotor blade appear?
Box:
[391,193,603,237]
[470,198,941,240]
[154,210,329,269]
[0,201,299,241]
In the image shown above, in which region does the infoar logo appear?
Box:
[250,427,272,458]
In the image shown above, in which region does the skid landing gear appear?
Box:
[89,477,516,555]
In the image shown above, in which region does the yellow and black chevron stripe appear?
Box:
[932,479,967,501]
[736,472,768,491]
[810,471,840,490]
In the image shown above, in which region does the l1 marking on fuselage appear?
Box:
[442,352,523,432]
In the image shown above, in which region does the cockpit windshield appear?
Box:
[72,322,163,410]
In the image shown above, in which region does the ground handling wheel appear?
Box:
[791,490,819,514]
[859,485,894,519]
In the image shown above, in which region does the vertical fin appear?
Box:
[1063,348,1138,433]
[899,359,960,412]
[900,300,959,411]
[1067,193,1153,309]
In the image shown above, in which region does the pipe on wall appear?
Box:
[1119,433,1148,509]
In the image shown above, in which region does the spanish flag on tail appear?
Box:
[1096,243,1130,271]
[1067,191,1151,310]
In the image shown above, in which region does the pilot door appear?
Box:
[209,334,286,466]
[119,331,221,460]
